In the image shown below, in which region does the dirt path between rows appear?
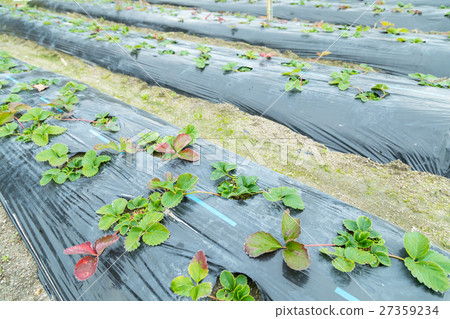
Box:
[0,204,49,300]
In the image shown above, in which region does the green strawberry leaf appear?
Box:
[98,215,120,231]
[404,257,449,293]
[219,270,235,291]
[175,173,199,191]
[356,216,372,231]
[142,223,170,246]
[344,247,377,265]
[417,250,450,274]
[161,190,184,208]
[404,232,430,260]
[171,276,194,297]
[332,257,355,272]
[190,282,211,301]
[0,123,18,137]
[124,227,142,251]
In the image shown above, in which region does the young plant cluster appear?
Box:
[94,124,200,161]
[194,44,212,69]
[281,60,311,92]
[320,216,390,272]
[409,73,450,89]
[171,251,255,301]
[38,147,111,185]
[328,67,390,102]
[45,81,87,112]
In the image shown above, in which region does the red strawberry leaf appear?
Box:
[178,149,200,162]
[155,143,175,154]
[260,52,275,59]
[64,241,96,256]
[173,133,192,153]
[94,234,120,256]
[74,256,99,281]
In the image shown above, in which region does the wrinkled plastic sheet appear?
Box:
[143,0,450,32]
[0,62,449,301]
[0,8,449,178]
[30,0,450,77]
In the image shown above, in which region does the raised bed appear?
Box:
[1,6,449,177]
[1,57,449,300]
[30,0,450,77]
[142,0,450,32]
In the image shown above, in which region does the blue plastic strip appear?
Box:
[40,97,51,103]
[7,76,19,83]
[335,287,360,301]
[186,194,237,227]
[88,129,110,143]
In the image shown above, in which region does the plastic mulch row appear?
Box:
[30,0,450,77]
[0,61,448,300]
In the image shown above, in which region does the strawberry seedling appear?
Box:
[64,234,120,281]
[244,210,311,271]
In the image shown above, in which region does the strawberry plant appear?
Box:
[244,210,311,270]
[40,149,110,185]
[282,68,309,92]
[320,216,389,272]
[94,125,199,161]
[359,63,375,74]
[409,73,450,89]
[97,195,169,252]
[171,250,256,301]
[222,62,252,72]
[158,49,175,55]
[92,112,119,132]
[193,44,212,69]
[45,81,86,112]
[148,172,199,208]
[216,271,255,301]
[64,234,120,281]
[237,51,258,60]
[355,84,389,102]
[124,41,156,57]
[320,217,450,293]
[281,60,310,69]
[171,251,212,300]
[386,27,409,35]
[14,107,66,146]
[154,133,200,161]
[328,71,352,91]
[2,94,23,104]
[211,161,304,208]
[11,82,33,93]
[35,143,69,166]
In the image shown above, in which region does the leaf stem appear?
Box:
[14,116,25,129]
[388,254,405,261]
[352,86,364,94]
[208,295,222,301]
